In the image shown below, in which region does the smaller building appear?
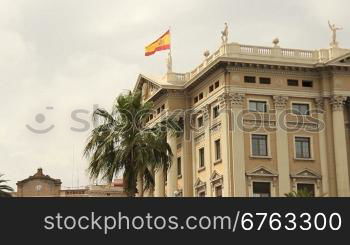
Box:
[15,168,125,197]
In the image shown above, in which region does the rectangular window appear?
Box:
[215,186,222,197]
[161,104,165,111]
[157,108,161,114]
[244,76,256,83]
[213,105,220,118]
[194,96,198,104]
[287,79,299,86]
[177,157,181,176]
[198,92,204,100]
[295,137,311,159]
[259,77,271,84]
[292,103,310,115]
[199,148,205,168]
[214,139,221,161]
[252,134,268,156]
[197,116,203,128]
[209,85,214,93]
[249,100,267,112]
[215,81,220,88]
[302,80,313,88]
[297,183,315,197]
[198,191,206,197]
[253,182,271,197]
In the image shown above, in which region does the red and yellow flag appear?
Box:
[145,30,171,56]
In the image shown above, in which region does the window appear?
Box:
[287,79,299,86]
[259,77,271,84]
[197,116,203,128]
[295,137,311,159]
[198,191,206,197]
[252,134,268,156]
[244,76,256,83]
[302,80,313,88]
[214,139,221,161]
[199,148,205,168]
[253,182,271,197]
[198,92,204,100]
[297,183,315,197]
[292,103,310,115]
[157,108,161,114]
[149,114,153,120]
[249,100,267,112]
[177,157,182,176]
[209,85,214,93]
[161,104,165,111]
[215,81,220,88]
[213,105,220,118]
[194,96,198,104]
[215,186,222,197]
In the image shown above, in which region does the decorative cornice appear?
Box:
[273,95,289,110]
[218,92,232,110]
[330,95,347,111]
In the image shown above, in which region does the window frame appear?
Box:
[294,136,313,160]
[292,102,311,116]
[259,77,271,84]
[302,80,313,88]
[248,99,268,113]
[244,76,256,83]
[287,79,299,86]
[250,133,270,158]
[214,139,221,161]
[212,104,220,119]
[252,181,272,197]
[177,157,182,177]
[198,147,205,169]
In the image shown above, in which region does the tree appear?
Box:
[285,189,314,197]
[0,174,14,198]
[84,91,181,197]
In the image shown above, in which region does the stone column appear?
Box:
[182,112,193,197]
[231,93,247,196]
[330,96,350,197]
[167,131,178,197]
[154,167,165,197]
[203,105,213,196]
[273,96,290,196]
[315,98,329,196]
[219,92,232,197]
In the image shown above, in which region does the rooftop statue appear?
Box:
[328,20,343,47]
[221,22,228,45]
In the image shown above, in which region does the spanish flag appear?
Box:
[145,30,171,56]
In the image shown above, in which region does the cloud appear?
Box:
[1,0,349,188]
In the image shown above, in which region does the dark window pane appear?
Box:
[295,137,311,159]
[253,182,271,197]
[215,139,221,160]
[209,85,214,93]
[177,157,181,176]
[249,101,267,112]
[302,80,313,87]
[287,79,299,86]
[197,116,203,128]
[199,148,205,168]
[215,81,220,88]
[259,77,271,84]
[213,105,220,118]
[244,76,256,83]
[198,93,203,100]
[215,186,222,197]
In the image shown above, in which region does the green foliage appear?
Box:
[84,91,181,197]
[285,189,314,197]
[0,174,14,197]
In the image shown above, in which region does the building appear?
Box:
[15,168,125,197]
[133,24,350,197]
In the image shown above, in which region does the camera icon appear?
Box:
[26,107,55,134]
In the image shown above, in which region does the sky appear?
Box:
[0,0,349,189]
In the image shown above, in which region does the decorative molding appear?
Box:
[218,92,231,111]
[330,95,347,111]
[246,166,278,177]
[314,97,325,111]
[210,171,224,187]
[230,93,245,107]
[273,95,289,110]
[290,168,321,179]
[194,178,206,195]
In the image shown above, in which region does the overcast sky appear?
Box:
[1,0,349,189]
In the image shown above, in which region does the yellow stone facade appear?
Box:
[134,40,350,197]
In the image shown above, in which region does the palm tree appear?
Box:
[285,189,314,197]
[84,91,181,197]
[0,174,14,197]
